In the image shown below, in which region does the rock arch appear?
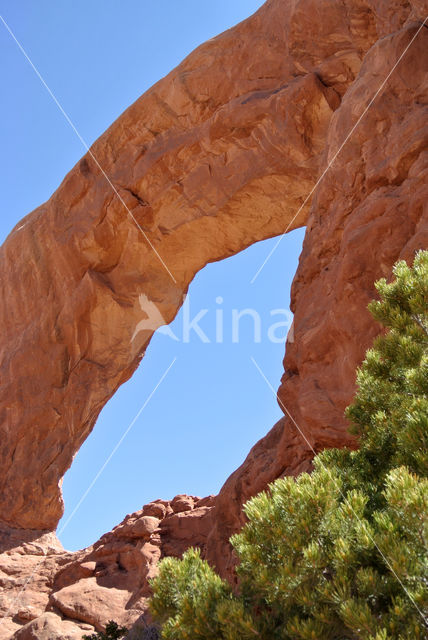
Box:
[0,0,427,635]
[0,0,365,530]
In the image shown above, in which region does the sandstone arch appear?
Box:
[0,0,372,530]
[0,0,427,635]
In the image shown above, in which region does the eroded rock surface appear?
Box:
[206,18,428,579]
[0,496,214,638]
[13,613,87,640]
[2,0,397,533]
[0,0,427,636]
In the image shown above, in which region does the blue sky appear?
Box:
[0,1,305,551]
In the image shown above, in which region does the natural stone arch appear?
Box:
[0,0,337,530]
[1,0,427,636]
[0,0,424,536]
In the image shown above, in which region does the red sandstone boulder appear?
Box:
[13,613,92,640]
[113,516,160,539]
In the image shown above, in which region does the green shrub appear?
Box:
[126,620,161,640]
[82,619,161,640]
[150,251,428,639]
[83,620,128,640]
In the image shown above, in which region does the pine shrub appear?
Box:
[83,620,128,640]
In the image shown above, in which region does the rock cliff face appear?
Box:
[0,0,426,636]
[206,14,428,579]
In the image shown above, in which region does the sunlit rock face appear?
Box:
[206,17,428,579]
[0,0,426,636]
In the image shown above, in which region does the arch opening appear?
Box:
[58,229,305,551]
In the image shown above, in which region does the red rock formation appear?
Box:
[1,0,387,532]
[0,496,214,636]
[0,0,426,636]
[13,614,85,640]
[206,17,428,579]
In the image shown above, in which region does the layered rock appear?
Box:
[0,496,214,637]
[0,0,427,636]
[0,526,64,639]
